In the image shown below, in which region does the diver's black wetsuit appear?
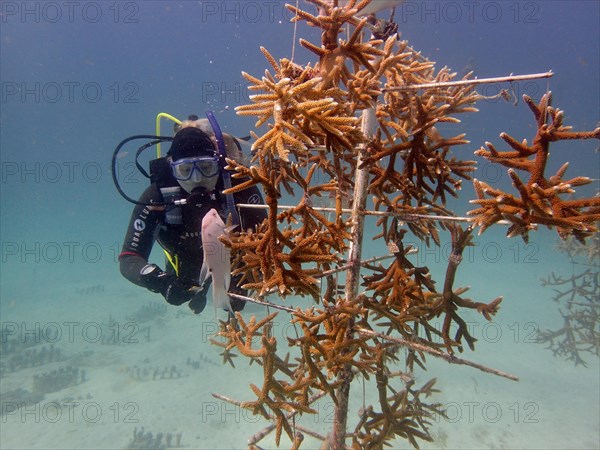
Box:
[118,177,266,300]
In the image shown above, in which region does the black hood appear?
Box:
[167,127,215,160]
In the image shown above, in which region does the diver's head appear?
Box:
[173,114,201,134]
[167,127,219,194]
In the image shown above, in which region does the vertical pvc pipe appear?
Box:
[331,106,376,449]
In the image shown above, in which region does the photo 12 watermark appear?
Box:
[1,400,139,424]
[198,397,539,427]
[1,1,140,24]
[1,320,142,346]
[394,1,541,24]
[198,1,295,24]
[0,241,124,264]
[434,400,540,424]
[1,82,140,104]
[202,318,541,347]
[194,1,541,25]
[0,239,230,265]
[1,160,146,186]
[201,81,254,106]
[404,239,540,265]
[1,161,104,185]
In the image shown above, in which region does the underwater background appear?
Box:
[1,1,598,449]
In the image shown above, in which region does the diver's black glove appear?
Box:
[139,264,194,306]
[188,284,209,315]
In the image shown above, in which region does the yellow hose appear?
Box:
[155,112,182,157]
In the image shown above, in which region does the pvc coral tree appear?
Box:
[211,1,600,448]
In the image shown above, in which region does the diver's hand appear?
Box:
[188,286,208,315]
[140,264,194,306]
[163,278,196,306]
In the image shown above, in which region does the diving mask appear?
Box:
[170,156,219,181]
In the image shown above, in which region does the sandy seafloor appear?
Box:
[1,0,599,449]
[1,224,598,450]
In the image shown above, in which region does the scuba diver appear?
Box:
[116,114,266,315]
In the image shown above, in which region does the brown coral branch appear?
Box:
[355,328,519,381]
[469,91,600,243]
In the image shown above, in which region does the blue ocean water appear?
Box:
[1,1,598,449]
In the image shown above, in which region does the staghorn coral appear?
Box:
[469,92,600,243]
[362,39,481,246]
[229,7,484,301]
[537,236,599,366]
[288,0,378,89]
[210,1,598,449]
[362,223,502,357]
[352,377,445,449]
[229,43,362,300]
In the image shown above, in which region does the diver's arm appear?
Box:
[118,185,206,312]
[118,184,163,287]
[119,254,148,287]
